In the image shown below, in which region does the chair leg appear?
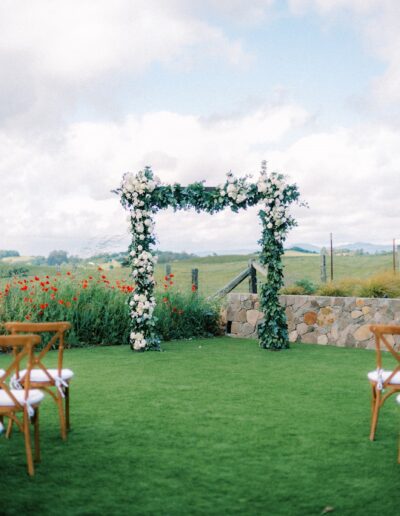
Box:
[57,392,67,441]
[33,408,41,463]
[6,417,14,439]
[370,387,381,441]
[398,433,400,464]
[23,410,34,476]
[65,386,70,431]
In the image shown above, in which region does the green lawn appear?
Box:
[1,339,399,515]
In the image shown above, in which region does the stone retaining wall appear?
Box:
[223,293,400,349]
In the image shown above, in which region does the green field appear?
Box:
[0,253,396,297]
[1,339,398,515]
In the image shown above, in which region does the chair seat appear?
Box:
[368,369,400,385]
[17,368,74,383]
[0,389,44,408]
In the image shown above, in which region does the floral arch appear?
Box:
[116,161,301,351]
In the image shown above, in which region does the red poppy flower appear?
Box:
[191,284,197,292]
[73,296,78,301]
[20,285,28,291]
[25,315,31,320]
[34,276,40,281]
[51,286,58,292]
[40,303,48,309]
[58,299,64,305]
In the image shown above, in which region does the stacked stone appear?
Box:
[221,294,264,338]
[224,293,400,349]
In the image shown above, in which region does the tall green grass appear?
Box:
[282,271,400,298]
[0,270,220,346]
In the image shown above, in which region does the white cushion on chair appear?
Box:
[0,389,44,408]
[368,369,400,384]
[396,394,400,404]
[17,368,74,383]
[0,369,5,378]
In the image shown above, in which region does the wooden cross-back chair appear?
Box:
[4,321,73,441]
[0,334,43,476]
[397,394,400,464]
[368,324,400,441]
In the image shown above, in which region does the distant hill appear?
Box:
[196,248,257,257]
[286,246,318,254]
[335,242,392,254]
[1,256,34,264]
[289,243,321,253]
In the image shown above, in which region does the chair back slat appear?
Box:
[4,322,71,378]
[0,335,41,410]
[369,324,400,388]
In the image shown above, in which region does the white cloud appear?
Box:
[271,123,400,246]
[3,102,400,256]
[0,102,310,255]
[2,1,400,257]
[0,0,251,85]
[289,0,400,105]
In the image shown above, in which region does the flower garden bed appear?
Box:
[0,269,220,346]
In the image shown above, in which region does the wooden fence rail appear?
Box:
[210,260,268,299]
[164,260,267,298]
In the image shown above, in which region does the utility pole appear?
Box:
[393,239,396,273]
[330,233,334,282]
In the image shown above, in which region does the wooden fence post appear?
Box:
[191,268,199,292]
[320,248,327,283]
[166,264,171,276]
[248,260,257,294]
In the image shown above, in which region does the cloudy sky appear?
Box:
[2,0,400,257]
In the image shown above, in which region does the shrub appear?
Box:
[280,285,306,295]
[156,291,220,341]
[316,280,357,297]
[0,269,221,347]
[357,271,400,298]
[294,279,316,295]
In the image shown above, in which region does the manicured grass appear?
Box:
[1,339,399,515]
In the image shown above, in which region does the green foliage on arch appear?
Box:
[116,162,302,351]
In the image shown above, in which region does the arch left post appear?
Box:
[118,167,161,351]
